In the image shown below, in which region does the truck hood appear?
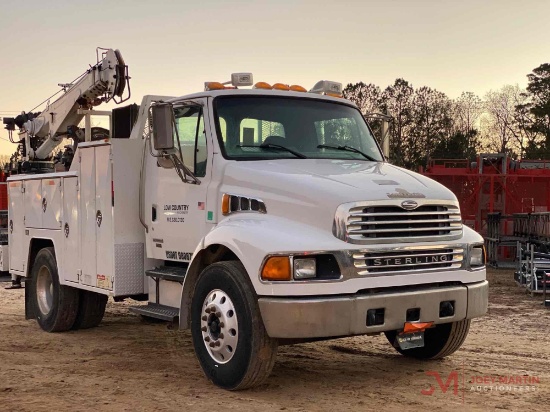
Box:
[220,159,458,233]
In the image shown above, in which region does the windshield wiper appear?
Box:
[317,144,377,161]
[238,143,307,159]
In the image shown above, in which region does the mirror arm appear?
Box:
[169,153,201,185]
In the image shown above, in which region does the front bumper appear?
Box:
[258,280,488,339]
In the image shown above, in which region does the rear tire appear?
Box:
[72,291,108,330]
[385,319,471,359]
[191,261,278,390]
[31,247,79,332]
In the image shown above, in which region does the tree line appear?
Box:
[344,63,550,169]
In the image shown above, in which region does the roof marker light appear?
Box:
[204,82,226,91]
[253,81,272,90]
[272,83,290,91]
[309,80,343,97]
[290,85,307,92]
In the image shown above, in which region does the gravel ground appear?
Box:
[0,269,548,411]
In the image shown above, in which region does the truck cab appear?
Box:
[8,72,488,391]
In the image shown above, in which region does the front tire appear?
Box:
[31,247,79,332]
[385,319,471,359]
[191,261,278,390]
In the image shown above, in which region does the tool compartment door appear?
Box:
[42,178,61,229]
[62,177,80,283]
[24,179,42,228]
[95,144,114,290]
[8,181,25,272]
[80,147,97,286]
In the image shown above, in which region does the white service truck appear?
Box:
[3,48,488,390]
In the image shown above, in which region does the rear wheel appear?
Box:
[191,261,278,390]
[72,291,108,330]
[31,247,79,332]
[385,319,471,359]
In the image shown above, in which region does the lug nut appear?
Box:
[209,342,216,348]
[201,315,207,321]
[205,307,211,313]
[219,322,224,328]
[215,311,222,317]
[204,336,210,342]
[215,341,221,347]
[218,333,224,339]
[201,326,207,332]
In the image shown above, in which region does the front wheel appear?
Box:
[191,261,278,390]
[385,319,471,359]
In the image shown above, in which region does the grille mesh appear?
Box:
[346,204,462,243]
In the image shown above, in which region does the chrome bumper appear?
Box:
[258,280,488,339]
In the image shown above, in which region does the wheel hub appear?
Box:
[36,265,54,316]
[201,289,238,364]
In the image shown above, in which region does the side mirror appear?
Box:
[151,104,174,151]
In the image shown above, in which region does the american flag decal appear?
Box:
[198,202,205,210]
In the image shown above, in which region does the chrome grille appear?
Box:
[353,248,464,274]
[344,203,462,244]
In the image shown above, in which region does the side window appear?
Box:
[175,106,207,177]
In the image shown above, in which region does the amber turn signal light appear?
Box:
[221,193,230,215]
[261,256,291,281]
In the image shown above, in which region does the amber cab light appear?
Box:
[221,193,231,215]
[253,81,272,90]
[272,83,290,91]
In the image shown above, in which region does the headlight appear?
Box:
[260,254,341,282]
[470,246,485,267]
[293,258,316,279]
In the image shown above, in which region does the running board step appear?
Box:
[145,266,187,282]
[129,303,179,322]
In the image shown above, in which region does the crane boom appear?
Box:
[4,48,129,162]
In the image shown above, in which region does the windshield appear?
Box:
[214,96,384,161]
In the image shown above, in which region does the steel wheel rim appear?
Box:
[201,289,238,364]
[36,265,54,316]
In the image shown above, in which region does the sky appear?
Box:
[1,0,549,155]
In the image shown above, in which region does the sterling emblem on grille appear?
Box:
[372,254,449,266]
[400,200,419,210]
[387,188,426,199]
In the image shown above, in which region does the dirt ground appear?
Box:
[0,269,548,412]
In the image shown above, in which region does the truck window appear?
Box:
[214,96,383,161]
[240,119,285,145]
[174,106,207,177]
[314,118,361,147]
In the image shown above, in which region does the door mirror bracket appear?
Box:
[149,102,200,185]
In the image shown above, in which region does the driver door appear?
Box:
[145,98,211,263]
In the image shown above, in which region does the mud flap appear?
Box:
[25,280,35,320]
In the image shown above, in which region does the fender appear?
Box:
[178,214,338,329]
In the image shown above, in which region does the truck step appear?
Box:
[145,266,187,282]
[129,303,179,322]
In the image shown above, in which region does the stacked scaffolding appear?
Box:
[421,154,550,238]
[486,212,550,306]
